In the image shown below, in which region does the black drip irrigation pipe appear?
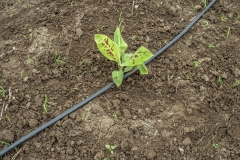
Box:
[0,0,217,157]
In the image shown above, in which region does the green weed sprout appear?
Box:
[208,43,215,49]
[217,76,223,84]
[0,141,10,148]
[0,86,6,97]
[237,12,240,20]
[105,144,116,154]
[232,79,240,87]
[222,27,231,40]
[205,20,210,27]
[54,51,67,66]
[194,61,201,68]
[131,35,137,40]
[42,94,48,113]
[94,25,153,87]
[212,143,219,149]
[201,0,207,8]
[220,15,228,22]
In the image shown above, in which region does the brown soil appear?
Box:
[0,0,240,159]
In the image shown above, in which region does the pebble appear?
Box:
[122,109,131,119]
[28,119,39,128]
[182,137,192,145]
[144,149,156,159]
[0,129,14,142]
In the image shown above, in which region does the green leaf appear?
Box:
[114,27,128,54]
[121,53,132,62]
[121,46,153,67]
[105,144,110,149]
[112,70,123,87]
[137,63,148,74]
[123,66,133,73]
[94,34,120,62]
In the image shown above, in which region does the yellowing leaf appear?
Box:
[121,46,153,67]
[94,34,120,62]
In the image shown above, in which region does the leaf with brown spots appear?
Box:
[121,46,153,67]
[94,34,120,62]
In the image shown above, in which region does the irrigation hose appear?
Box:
[0,0,217,156]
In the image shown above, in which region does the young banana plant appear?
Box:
[94,26,153,87]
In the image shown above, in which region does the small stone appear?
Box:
[94,152,104,160]
[179,147,184,154]
[184,127,196,133]
[32,69,40,74]
[182,137,192,145]
[144,149,156,159]
[61,119,73,128]
[202,74,209,82]
[34,95,42,107]
[149,101,158,107]
[232,68,240,77]
[164,25,171,31]
[186,108,193,115]
[0,130,14,142]
[161,129,171,138]
[185,40,192,47]
[28,119,38,128]
[122,109,131,119]
[222,72,228,79]
[111,99,120,106]
[66,147,73,155]
[23,77,29,82]
[194,5,202,10]
[169,6,176,15]
[121,139,131,151]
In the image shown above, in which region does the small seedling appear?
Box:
[70,1,76,6]
[220,15,228,22]
[232,79,240,87]
[205,20,210,26]
[189,72,194,77]
[222,27,231,40]
[54,51,67,66]
[201,0,207,8]
[17,0,22,3]
[100,26,105,31]
[94,21,153,87]
[194,61,201,68]
[208,43,215,49]
[42,94,48,113]
[212,60,216,68]
[81,113,85,121]
[131,35,137,41]
[212,143,219,149]
[217,76,223,84]
[237,12,240,20]
[10,14,13,17]
[105,144,116,154]
[6,115,12,124]
[0,141,10,147]
[163,40,168,44]
[190,3,196,11]
[27,55,33,64]
[113,112,118,120]
[20,70,24,80]
[0,86,6,97]
[167,74,173,85]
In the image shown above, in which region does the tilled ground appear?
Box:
[0,0,240,159]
